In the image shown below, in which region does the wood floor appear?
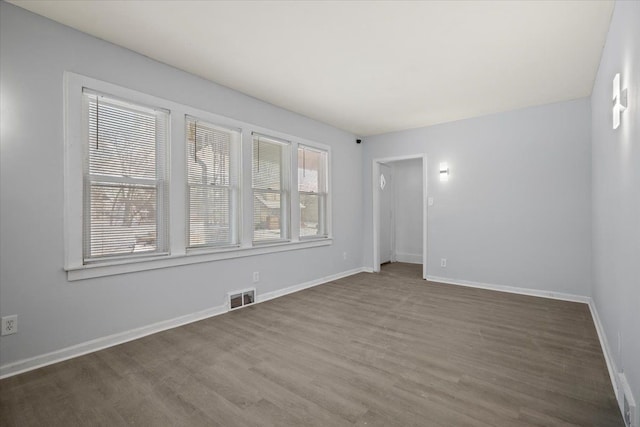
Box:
[0,263,622,426]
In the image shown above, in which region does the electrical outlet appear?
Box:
[619,373,637,427]
[343,252,347,260]
[1,315,17,336]
[252,271,259,283]
[440,258,447,268]
[428,197,434,206]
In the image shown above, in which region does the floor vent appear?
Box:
[229,289,256,310]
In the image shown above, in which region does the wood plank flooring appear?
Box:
[0,263,622,426]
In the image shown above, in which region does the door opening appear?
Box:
[372,155,427,279]
[379,162,394,265]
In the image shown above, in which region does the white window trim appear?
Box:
[67,239,332,281]
[82,90,170,261]
[64,72,332,281]
[185,115,242,249]
[297,144,330,240]
[251,133,291,244]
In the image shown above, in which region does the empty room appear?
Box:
[0,0,638,425]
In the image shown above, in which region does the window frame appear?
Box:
[81,89,170,263]
[185,115,242,250]
[297,144,330,240]
[64,72,332,281]
[251,133,291,245]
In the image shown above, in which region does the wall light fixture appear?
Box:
[613,73,628,130]
[439,162,449,182]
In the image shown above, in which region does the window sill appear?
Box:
[66,238,333,281]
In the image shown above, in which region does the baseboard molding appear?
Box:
[0,266,369,379]
[588,300,620,402]
[425,274,624,419]
[258,267,369,303]
[0,303,227,379]
[5,265,620,422]
[395,252,422,264]
[425,275,590,304]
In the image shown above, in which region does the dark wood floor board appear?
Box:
[0,262,622,426]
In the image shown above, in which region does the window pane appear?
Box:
[187,120,230,186]
[188,186,230,247]
[253,191,282,241]
[300,193,325,237]
[253,138,282,190]
[298,146,328,238]
[84,91,167,261]
[298,148,326,193]
[88,183,158,257]
[253,136,288,242]
[88,97,157,180]
[186,117,236,248]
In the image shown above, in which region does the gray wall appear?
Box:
[591,0,640,406]
[0,2,364,367]
[393,159,423,263]
[363,99,592,296]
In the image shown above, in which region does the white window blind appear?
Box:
[252,134,289,242]
[298,146,328,238]
[83,90,168,261]
[186,116,239,248]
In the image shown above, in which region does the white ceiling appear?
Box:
[10,0,613,136]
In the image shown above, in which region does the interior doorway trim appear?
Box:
[372,154,428,279]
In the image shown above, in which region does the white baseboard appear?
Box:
[0,303,227,379]
[258,267,369,303]
[3,266,623,424]
[588,300,620,402]
[395,252,422,264]
[425,274,625,421]
[0,267,369,379]
[425,275,590,304]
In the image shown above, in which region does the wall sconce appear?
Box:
[439,162,449,182]
[613,73,628,130]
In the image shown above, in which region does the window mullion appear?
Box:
[169,111,186,256]
[282,140,291,241]
[290,142,300,242]
[241,129,254,248]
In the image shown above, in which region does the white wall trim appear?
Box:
[258,267,369,303]
[425,275,590,303]
[588,300,620,402]
[372,154,427,279]
[0,304,227,379]
[68,238,332,281]
[425,274,624,419]
[395,252,422,264]
[0,266,368,379]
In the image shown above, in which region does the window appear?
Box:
[252,134,290,242]
[66,73,332,280]
[186,116,240,248]
[83,90,168,262]
[298,146,328,238]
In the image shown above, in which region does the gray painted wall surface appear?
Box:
[591,0,640,405]
[363,99,592,296]
[0,2,363,366]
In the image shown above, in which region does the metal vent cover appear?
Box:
[229,289,255,310]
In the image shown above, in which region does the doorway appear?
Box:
[378,163,394,264]
[372,155,427,279]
